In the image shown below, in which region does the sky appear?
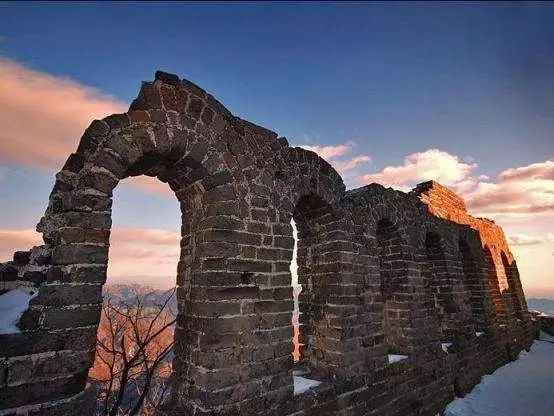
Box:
[0,2,552,297]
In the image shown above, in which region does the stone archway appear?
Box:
[0,71,539,416]
[0,72,280,414]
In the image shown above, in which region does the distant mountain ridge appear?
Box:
[104,284,554,317]
[527,298,554,316]
[104,283,176,309]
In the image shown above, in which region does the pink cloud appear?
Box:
[0,59,178,200]
[359,150,553,220]
[299,144,352,160]
[499,160,554,182]
[0,58,127,171]
[0,227,180,288]
[508,233,554,246]
[122,175,174,197]
[107,227,180,288]
[110,227,181,246]
[333,155,372,173]
[361,149,477,192]
[465,160,554,217]
[0,229,42,261]
[297,142,372,179]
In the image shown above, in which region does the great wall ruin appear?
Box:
[0,71,539,415]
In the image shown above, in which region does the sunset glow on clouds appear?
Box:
[0,227,180,289]
[0,58,126,171]
[105,227,180,288]
[298,143,371,181]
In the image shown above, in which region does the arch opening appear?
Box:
[291,194,336,382]
[86,176,179,415]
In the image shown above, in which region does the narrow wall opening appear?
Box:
[424,232,460,341]
[290,218,301,362]
[376,219,410,360]
[87,176,179,416]
[290,194,335,391]
[459,238,487,332]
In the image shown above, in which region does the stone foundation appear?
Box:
[0,71,539,415]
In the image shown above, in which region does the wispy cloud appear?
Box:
[297,141,372,180]
[466,160,554,218]
[0,58,180,199]
[0,58,126,171]
[299,144,353,160]
[508,233,554,246]
[0,228,43,261]
[0,227,180,289]
[124,175,174,197]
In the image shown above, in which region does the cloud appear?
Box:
[107,227,180,288]
[0,58,177,199]
[297,142,372,179]
[124,175,174,197]
[0,58,126,171]
[465,160,554,217]
[299,144,352,160]
[333,156,372,172]
[0,229,43,261]
[499,160,554,182]
[361,149,477,192]
[110,227,180,246]
[508,233,554,246]
[0,227,180,288]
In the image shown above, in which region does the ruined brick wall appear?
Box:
[0,72,539,416]
[413,181,529,324]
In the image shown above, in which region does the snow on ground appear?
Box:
[441,342,453,353]
[444,340,554,416]
[539,331,554,343]
[293,375,321,395]
[388,354,408,364]
[0,287,37,334]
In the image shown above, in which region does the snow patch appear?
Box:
[475,332,484,337]
[539,331,554,343]
[444,340,554,416]
[388,354,408,364]
[0,287,38,334]
[293,375,321,395]
[441,342,453,353]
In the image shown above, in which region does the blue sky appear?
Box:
[0,2,552,295]
[2,2,553,170]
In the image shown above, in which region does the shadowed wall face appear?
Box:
[459,238,487,331]
[376,218,411,355]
